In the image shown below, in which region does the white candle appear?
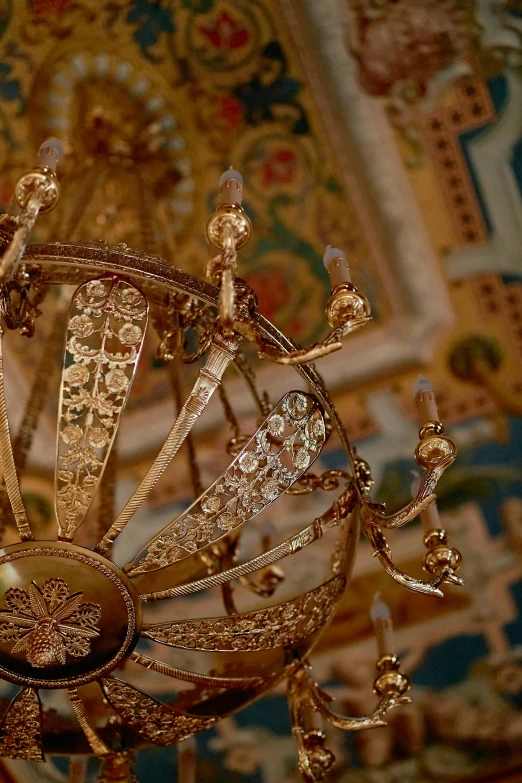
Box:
[413,374,439,424]
[218,165,243,205]
[35,137,64,172]
[323,245,352,287]
[370,592,395,657]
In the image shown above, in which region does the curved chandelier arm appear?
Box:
[0,325,31,541]
[124,391,326,577]
[288,673,335,783]
[139,486,356,603]
[129,652,264,690]
[95,327,240,555]
[362,433,456,531]
[67,687,112,757]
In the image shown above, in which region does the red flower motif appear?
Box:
[199,11,249,52]
[216,95,244,130]
[32,0,70,14]
[262,148,297,186]
[0,181,14,208]
[245,269,290,322]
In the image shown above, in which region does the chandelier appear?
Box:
[0,138,463,782]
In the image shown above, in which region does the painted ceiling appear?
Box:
[0,0,521,782]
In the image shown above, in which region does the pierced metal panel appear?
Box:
[55,276,148,540]
[126,391,326,577]
[141,575,346,652]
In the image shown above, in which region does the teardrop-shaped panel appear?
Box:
[0,687,43,761]
[55,276,148,540]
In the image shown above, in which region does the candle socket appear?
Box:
[373,655,410,699]
[206,203,252,251]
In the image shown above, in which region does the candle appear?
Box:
[35,138,64,172]
[323,245,352,287]
[218,165,243,205]
[411,471,442,533]
[413,374,439,424]
[370,592,395,658]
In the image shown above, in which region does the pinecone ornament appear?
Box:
[26,622,66,667]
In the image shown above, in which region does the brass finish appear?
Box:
[0,104,461,775]
[0,325,31,541]
[100,677,219,746]
[56,276,148,540]
[373,655,411,699]
[206,204,252,252]
[67,687,112,757]
[0,541,141,688]
[423,528,464,587]
[125,392,325,576]
[325,283,371,330]
[0,688,43,761]
[142,575,345,651]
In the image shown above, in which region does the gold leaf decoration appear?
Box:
[100,678,218,746]
[0,578,101,668]
[141,575,345,652]
[56,276,148,540]
[0,688,43,761]
[126,392,325,576]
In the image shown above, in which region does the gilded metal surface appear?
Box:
[126,392,325,576]
[140,487,355,603]
[56,276,148,540]
[100,678,219,746]
[130,652,263,690]
[0,578,101,668]
[95,329,240,555]
[142,575,345,652]
[0,688,43,761]
[0,325,31,541]
[0,542,140,688]
[67,687,112,757]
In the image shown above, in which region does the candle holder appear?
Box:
[423,528,463,587]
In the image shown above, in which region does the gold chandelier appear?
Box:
[0,138,463,782]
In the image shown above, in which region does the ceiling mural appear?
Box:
[0,0,521,782]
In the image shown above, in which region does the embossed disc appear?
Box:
[0,542,141,688]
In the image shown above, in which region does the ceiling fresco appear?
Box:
[0,0,521,782]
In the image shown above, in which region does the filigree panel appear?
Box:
[0,688,43,761]
[141,574,346,652]
[0,578,101,668]
[100,677,218,746]
[126,391,325,576]
[56,276,148,540]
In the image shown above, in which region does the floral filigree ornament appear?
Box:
[0,578,101,668]
[125,391,326,576]
[56,275,148,540]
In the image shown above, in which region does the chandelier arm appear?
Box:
[67,687,112,757]
[99,677,219,746]
[0,184,47,285]
[0,325,32,541]
[124,392,326,578]
[22,244,359,481]
[95,328,240,555]
[138,487,355,603]
[129,651,264,690]
[288,672,332,783]
[140,574,345,652]
[362,446,456,531]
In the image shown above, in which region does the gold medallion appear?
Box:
[0,541,141,688]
